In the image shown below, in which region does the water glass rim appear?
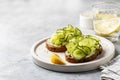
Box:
[92,1,120,10]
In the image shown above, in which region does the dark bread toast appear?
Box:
[46,39,67,52]
[65,44,102,63]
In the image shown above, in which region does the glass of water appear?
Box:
[92,2,120,42]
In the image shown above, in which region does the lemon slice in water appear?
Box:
[96,13,117,19]
[50,53,65,65]
[94,18,120,36]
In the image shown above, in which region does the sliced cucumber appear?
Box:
[78,46,91,55]
[66,42,77,54]
[65,33,74,41]
[50,35,58,44]
[69,37,76,42]
[90,46,96,53]
[79,38,99,47]
[50,24,101,57]
[56,29,64,33]
[77,37,83,41]
[72,49,86,60]
[74,27,82,36]
[56,32,65,38]
[50,29,65,45]
[54,40,62,46]
[59,38,65,43]
[69,36,82,42]
[63,24,74,31]
[85,35,100,42]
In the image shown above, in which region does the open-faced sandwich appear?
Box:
[65,35,102,63]
[46,25,82,52]
[46,24,103,64]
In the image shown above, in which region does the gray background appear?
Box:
[0,0,120,80]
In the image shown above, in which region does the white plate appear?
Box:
[31,35,115,72]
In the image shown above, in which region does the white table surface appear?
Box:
[0,0,120,80]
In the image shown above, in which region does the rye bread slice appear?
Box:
[65,44,103,63]
[46,39,67,52]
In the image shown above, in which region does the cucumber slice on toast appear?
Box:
[78,46,91,55]
[72,49,86,60]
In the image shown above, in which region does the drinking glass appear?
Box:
[92,2,120,42]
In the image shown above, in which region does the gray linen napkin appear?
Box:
[101,55,120,80]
